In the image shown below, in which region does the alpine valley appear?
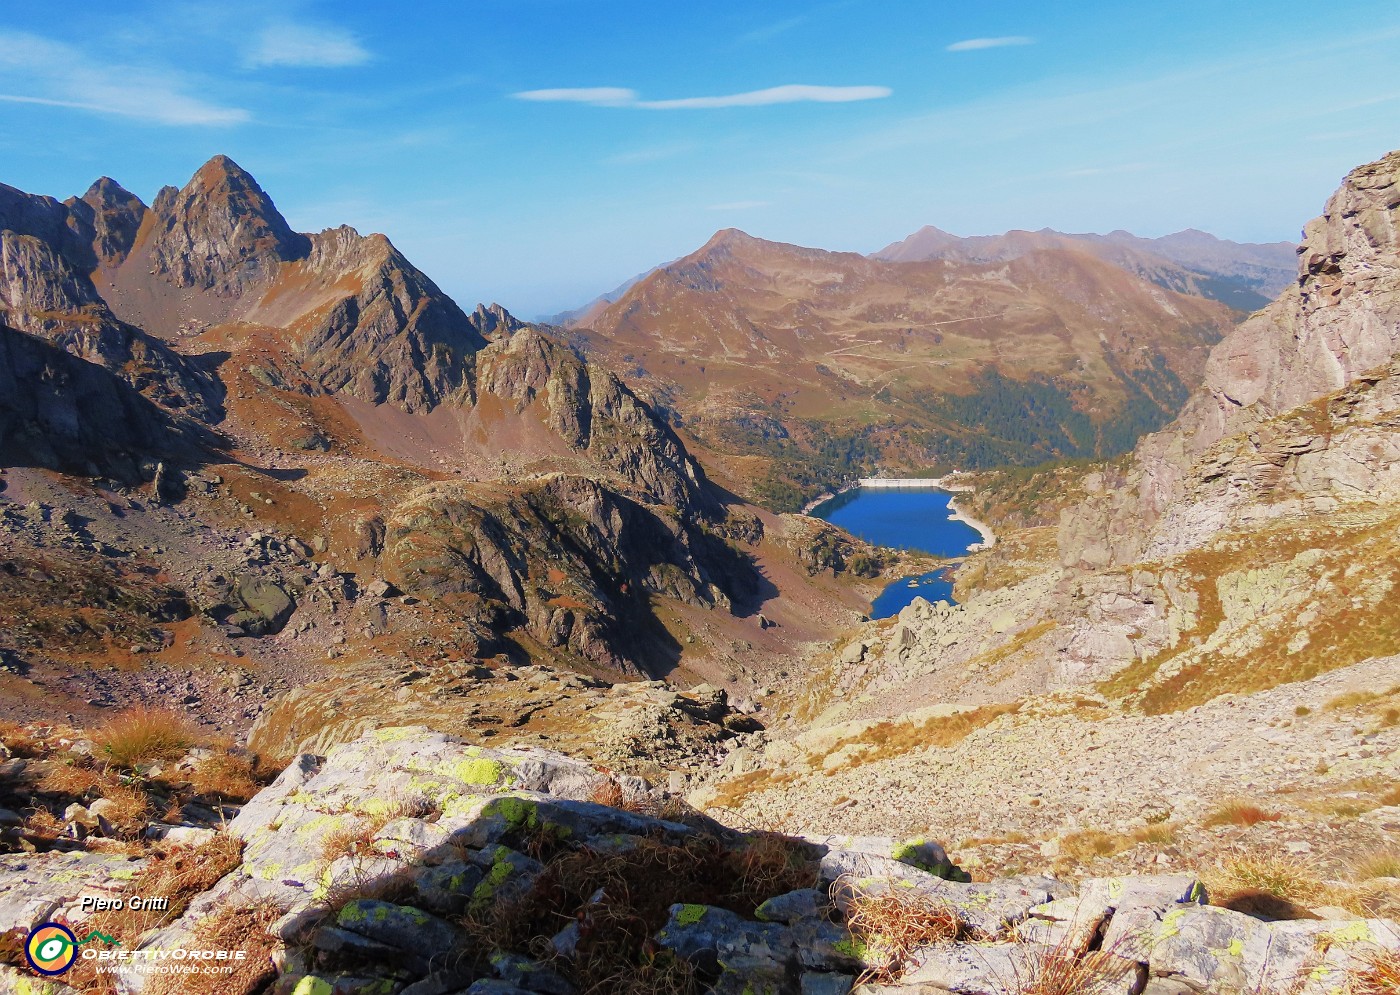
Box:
[1,148,1397,995]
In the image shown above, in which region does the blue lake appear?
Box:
[810,487,981,618]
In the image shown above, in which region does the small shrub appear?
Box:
[1203,800,1282,828]
[1294,705,1311,717]
[95,706,202,768]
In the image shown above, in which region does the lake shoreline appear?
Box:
[946,496,996,550]
[803,475,996,552]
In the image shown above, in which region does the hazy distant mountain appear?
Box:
[569,228,1239,508]
[874,226,1297,311]
[546,266,661,327]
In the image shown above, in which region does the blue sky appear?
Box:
[2,2,1399,316]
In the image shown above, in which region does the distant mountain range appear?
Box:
[563,227,1246,509]
[873,225,1297,311]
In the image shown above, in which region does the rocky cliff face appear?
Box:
[0,321,207,479]
[1061,149,1400,570]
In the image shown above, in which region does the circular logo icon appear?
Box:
[25,922,78,975]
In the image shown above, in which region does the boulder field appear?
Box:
[1,728,1394,995]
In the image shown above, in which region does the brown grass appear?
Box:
[1205,855,1325,921]
[95,706,203,768]
[64,834,245,994]
[1351,848,1400,881]
[590,779,626,808]
[1131,823,1177,846]
[1350,948,1400,995]
[818,702,1022,773]
[1326,690,1382,711]
[1059,830,1132,862]
[464,832,815,995]
[36,761,119,798]
[144,900,281,995]
[834,876,962,983]
[1203,799,1282,828]
[0,720,46,757]
[1007,943,1136,995]
[186,750,262,803]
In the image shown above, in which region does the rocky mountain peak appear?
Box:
[472,301,525,339]
[147,154,309,297]
[71,176,147,268]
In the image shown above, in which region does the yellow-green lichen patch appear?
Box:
[470,849,520,907]
[291,977,334,995]
[1327,921,1374,944]
[371,727,418,743]
[832,936,869,961]
[1159,907,1189,939]
[453,758,506,786]
[677,904,708,926]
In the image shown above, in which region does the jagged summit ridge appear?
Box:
[146,154,309,298]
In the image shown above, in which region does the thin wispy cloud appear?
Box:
[515,87,637,105]
[513,84,891,109]
[604,141,699,165]
[247,22,371,68]
[946,36,1035,52]
[737,16,807,45]
[0,30,248,125]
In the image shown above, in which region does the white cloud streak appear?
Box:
[0,31,248,125]
[946,36,1035,52]
[247,22,371,68]
[512,84,891,109]
[514,87,638,105]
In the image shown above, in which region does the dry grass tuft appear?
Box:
[145,899,281,995]
[187,750,261,803]
[590,779,626,809]
[1203,799,1282,828]
[36,761,119,798]
[464,832,815,995]
[95,782,153,833]
[1350,849,1400,882]
[1325,690,1382,711]
[1059,830,1133,862]
[95,706,203,768]
[0,720,46,757]
[1349,948,1400,995]
[1206,855,1325,921]
[835,876,962,983]
[1131,823,1177,846]
[63,834,245,994]
[1009,943,1136,995]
